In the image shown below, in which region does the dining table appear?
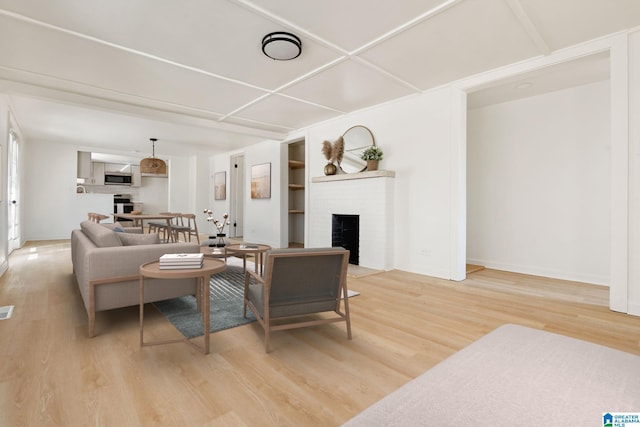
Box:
[113,213,177,242]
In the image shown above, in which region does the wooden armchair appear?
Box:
[243,247,351,352]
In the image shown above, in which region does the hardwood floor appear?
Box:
[1,240,638,426]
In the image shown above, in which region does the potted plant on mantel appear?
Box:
[360,146,384,171]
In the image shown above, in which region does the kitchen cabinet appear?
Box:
[77,151,92,179]
[91,162,105,185]
[105,163,130,173]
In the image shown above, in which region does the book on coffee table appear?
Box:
[159,263,203,269]
[159,253,204,269]
[160,253,204,262]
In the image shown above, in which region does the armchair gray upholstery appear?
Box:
[243,247,351,352]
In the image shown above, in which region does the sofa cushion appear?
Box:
[101,221,125,232]
[117,232,160,246]
[80,220,123,248]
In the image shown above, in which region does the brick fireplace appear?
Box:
[309,170,395,270]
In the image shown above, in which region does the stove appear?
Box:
[113,194,134,214]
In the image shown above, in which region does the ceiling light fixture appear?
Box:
[140,138,167,175]
[262,32,302,61]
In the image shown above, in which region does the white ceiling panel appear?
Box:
[0,0,341,90]
[282,59,415,112]
[245,0,448,51]
[360,0,541,90]
[1,0,640,152]
[519,0,640,50]
[234,94,341,129]
[0,15,267,114]
[221,115,294,134]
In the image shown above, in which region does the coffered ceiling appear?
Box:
[0,0,639,156]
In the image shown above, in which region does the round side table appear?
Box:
[224,243,272,275]
[139,257,226,354]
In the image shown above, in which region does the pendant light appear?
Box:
[140,138,167,175]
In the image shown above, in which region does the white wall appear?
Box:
[0,99,11,273]
[23,140,94,239]
[243,140,286,248]
[467,81,611,285]
[139,176,168,214]
[304,87,461,278]
[149,154,219,237]
[208,152,233,239]
[627,30,640,314]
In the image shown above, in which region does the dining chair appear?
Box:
[148,212,174,242]
[88,212,109,223]
[172,213,200,244]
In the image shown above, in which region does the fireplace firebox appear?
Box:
[332,214,359,265]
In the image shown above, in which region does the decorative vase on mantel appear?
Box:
[366,160,379,171]
[324,162,337,176]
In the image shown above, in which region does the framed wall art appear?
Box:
[251,162,271,199]
[214,171,226,200]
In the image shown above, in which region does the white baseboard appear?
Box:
[465,258,609,286]
[627,302,640,317]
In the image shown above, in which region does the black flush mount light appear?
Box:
[262,32,302,61]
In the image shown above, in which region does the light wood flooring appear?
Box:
[0,240,638,426]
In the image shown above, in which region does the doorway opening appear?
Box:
[229,154,244,238]
[7,130,20,254]
[465,52,611,289]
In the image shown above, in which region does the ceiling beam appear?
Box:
[505,0,551,56]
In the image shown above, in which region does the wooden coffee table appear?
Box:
[199,245,228,261]
[139,257,226,354]
[224,243,272,275]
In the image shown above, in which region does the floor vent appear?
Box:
[0,305,14,320]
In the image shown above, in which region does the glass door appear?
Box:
[7,130,20,253]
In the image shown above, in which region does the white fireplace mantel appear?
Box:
[311,170,395,183]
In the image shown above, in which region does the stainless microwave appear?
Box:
[104,173,132,185]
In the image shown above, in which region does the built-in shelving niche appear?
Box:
[288,142,305,247]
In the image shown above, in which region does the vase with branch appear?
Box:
[321,136,344,175]
[203,209,230,247]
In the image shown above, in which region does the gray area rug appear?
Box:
[154,265,255,339]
